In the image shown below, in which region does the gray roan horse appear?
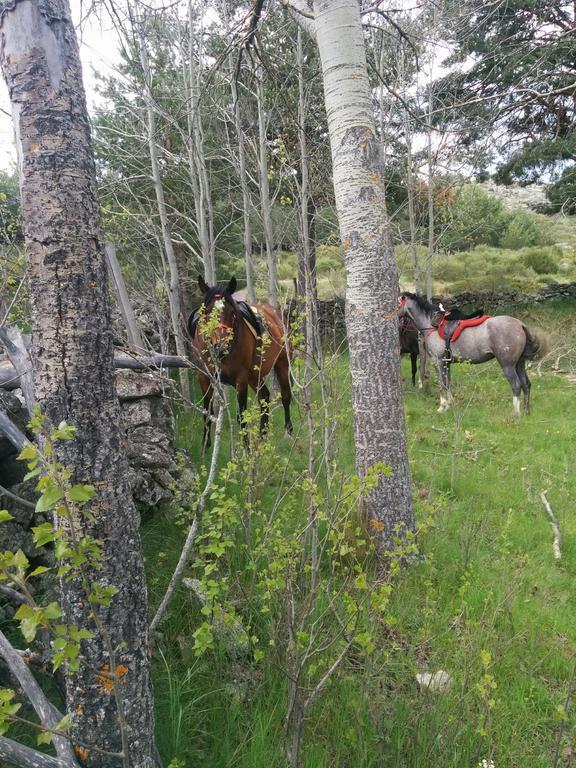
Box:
[399,293,544,415]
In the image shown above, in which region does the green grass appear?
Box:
[143,300,576,768]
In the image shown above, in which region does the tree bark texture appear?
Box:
[187,0,216,284]
[256,67,279,308]
[0,1,156,765]
[230,55,255,304]
[312,0,414,551]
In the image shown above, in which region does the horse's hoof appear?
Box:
[285,423,293,435]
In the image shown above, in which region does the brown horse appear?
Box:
[188,276,293,447]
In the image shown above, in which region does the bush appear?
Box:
[499,211,553,249]
[315,245,344,275]
[277,251,297,280]
[438,185,509,251]
[521,246,560,275]
[546,166,576,214]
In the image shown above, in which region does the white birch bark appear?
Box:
[187,0,216,284]
[405,114,421,293]
[137,17,190,399]
[256,66,279,308]
[312,0,414,550]
[230,56,256,303]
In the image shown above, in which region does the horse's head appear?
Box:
[398,292,413,317]
[194,275,240,359]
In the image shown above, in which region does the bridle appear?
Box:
[203,292,239,354]
[398,295,442,343]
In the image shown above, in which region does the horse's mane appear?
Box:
[402,292,436,315]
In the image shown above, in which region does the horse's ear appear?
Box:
[198,275,209,295]
[226,277,237,295]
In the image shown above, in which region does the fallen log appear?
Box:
[0,352,193,391]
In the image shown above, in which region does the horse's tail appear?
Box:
[521,325,549,361]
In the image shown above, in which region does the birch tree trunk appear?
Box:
[187,0,216,284]
[312,0,414,551]
[138,18,190,399]
[296,28,319,359]
[0,1,157,765]
[425,5,436,301]
[405,115,421,293]
[256,67,279,308]
[230,55,255,303]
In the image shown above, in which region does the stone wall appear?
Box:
[0,371,179,517]
[116,370,179,510]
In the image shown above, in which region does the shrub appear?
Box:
[315,244,344,275]
[438,185,509,251]
[546,166,576,214]
[277,251,297,280]
[521,246,560,275]
[499,211,553,249]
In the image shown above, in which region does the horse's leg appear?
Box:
[515,358,531,413]
[274,355,293,434]
[236,379,249,447]
[499,361,523,416]
[251,375,270,436]
[198,374,213,451]
[435,359,452,412]
[410,351,418,386]
[419,339,427,390]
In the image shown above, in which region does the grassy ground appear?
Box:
[143,300,576,768]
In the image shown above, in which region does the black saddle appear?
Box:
[237,302,267,338]
[187,301,266,340]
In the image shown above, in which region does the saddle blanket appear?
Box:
[438,315,491,342]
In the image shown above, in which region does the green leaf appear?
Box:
[29,566,50,577]
[36,487,64,513]
[17,443,37,461]
[12,549,29,570]
[19,615,40,643]
[0,510,14,523]
[37,730,53,746]
[43,602,62,620]
[68,484,96,503]
[32,523,57,548]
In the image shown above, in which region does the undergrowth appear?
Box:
[142,301,576,768]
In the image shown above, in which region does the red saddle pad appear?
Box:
[438,315,492,342]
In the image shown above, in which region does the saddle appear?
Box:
[438,308,490,361]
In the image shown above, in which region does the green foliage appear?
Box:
[439,0,575,181]
[500,210,553,249]
[0,409,123,740]
[315,244,344,274]
[522,246,560,275]
[0,170,22,244]
[547,167,576,214]
[146,303,576,766]
[438,186,509,251]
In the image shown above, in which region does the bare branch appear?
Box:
[0,734,71,768]
[150,400,226,632]
[0,631,78,766]
[540,490,562,561]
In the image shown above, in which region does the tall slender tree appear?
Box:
[285,0,415,552]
